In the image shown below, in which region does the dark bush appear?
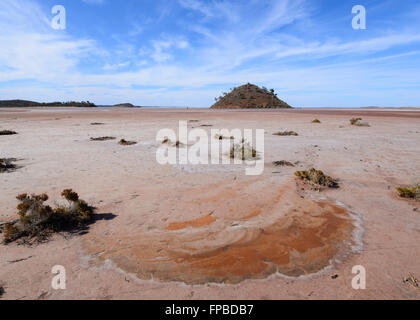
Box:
[0,130,17,136]
[119,139,137,146]
[273,131,298,136]
[90,136,116,141]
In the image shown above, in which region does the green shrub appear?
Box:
[1,189,95,244]
[295,168,339,188]
[396,185,420,200]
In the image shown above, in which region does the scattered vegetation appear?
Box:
[90,122,105,126]
[312,119,321,123]
[0,158,18,173]
[0,130,17,136]
[273,160,295,167]
[90,136,116,141]
[230,142,258,160]
[119,139,137,146]
[1,189,95,245]
[273,131,299,136]
[295,168,339,189]
[396,185,420,200]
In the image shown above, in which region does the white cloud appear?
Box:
[0,0,420,107]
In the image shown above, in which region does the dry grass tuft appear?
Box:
[273,160,295,167]
[119,139,137,146]
[230,142,258,160]
[396,185,420,200]
[403,273,419,290]
[350,118,363,125]
[350,118,370,126]
[273,131,299,136]
[1,189,95,245]
[295,168,339,189]
[0,130,17,136]
[90,136,116,141]
[215,134,235,140]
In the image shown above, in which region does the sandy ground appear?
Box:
[0,107,419,300]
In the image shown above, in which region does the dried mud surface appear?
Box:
[0,107,419,300]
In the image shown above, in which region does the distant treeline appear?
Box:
[0,100,97,108]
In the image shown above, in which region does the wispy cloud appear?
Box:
[0,0,419,107]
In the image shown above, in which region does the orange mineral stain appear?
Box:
[166,215,217,231]
[84,185,360,285]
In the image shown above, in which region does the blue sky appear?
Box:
[0,0,419,107]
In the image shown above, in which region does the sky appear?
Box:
[0,0,420,108]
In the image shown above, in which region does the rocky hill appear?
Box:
[211,83,292,109]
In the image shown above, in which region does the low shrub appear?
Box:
[350,118,363,125]
[0,130,17,136]
[312,119,321,123]
[273,160,295,167]
[1,189,95,244]
[396,185,420,200]
[230,142,258,160]
[215,134,235,140]
[0,158,17,173]
[273,131,299,136]
[119,139,137,146]
[295,168,339,188]
[90,136,116,141]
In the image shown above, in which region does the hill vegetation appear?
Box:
[211,83,292,109]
